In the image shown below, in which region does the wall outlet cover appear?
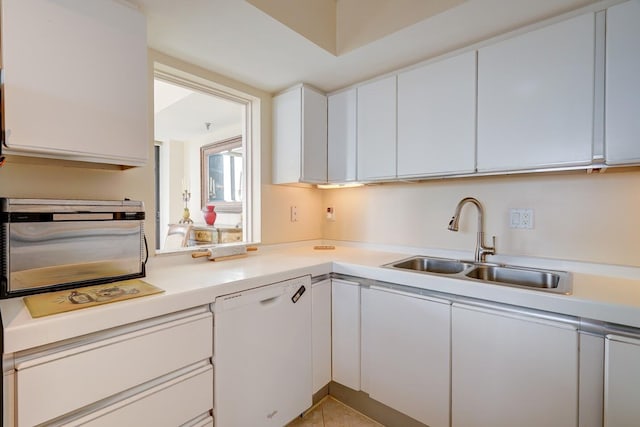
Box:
[509,208,534,229]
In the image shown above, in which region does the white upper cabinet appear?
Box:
[397,51,477,177]
[477,13,595,172]
[605,0,640,165]
[1,0,148,166]
[357,76,397,181]
[327,89,357,183]
[273,85,327,184]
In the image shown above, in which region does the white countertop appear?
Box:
[2,243,640,354]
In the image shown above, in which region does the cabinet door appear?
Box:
[302,86,328,183]
[361,286,450,427]
[398,51,476,177]
[605,0,640,165]
[357,76,397,181]
[272,86,327,184]
[452,304,578,427]
[312,279,332,393]
[331,279,361,390]
[328,89,357,182]
[273,88,302,184]
[604,334,640,426]
[1,0,148,166]
[477,13,595,172]
[3,371,15,427]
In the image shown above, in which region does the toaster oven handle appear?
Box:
[52,213,114,221]
[5,211,145,222]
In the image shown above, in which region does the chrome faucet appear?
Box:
[448,197,496,263]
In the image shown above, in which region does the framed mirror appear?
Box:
[200,135,243,213]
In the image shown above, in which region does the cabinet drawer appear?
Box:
[192,229,218,244]
[15,312,213,426]
[70,365,213,427]
[218,228,242,243]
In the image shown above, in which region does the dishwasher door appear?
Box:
[214,275,312,426]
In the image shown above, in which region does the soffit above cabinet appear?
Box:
[134,0,601,93]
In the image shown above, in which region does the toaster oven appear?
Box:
[1,198,146,298]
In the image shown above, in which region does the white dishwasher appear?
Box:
[214,275,312,427]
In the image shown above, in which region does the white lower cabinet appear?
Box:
[579,333,605,427]
[361,285,450,427]
[312,279,332,393]
[331,279,361,390]
[70,364,213,427]
[451,303,579,427]
[604,334,640,426]
[11,307,213,427]
[3,371,15,427]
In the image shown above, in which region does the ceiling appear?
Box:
[154,79,243,143]
[135,0,598,94]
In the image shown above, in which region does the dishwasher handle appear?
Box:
[217,283,287,311]
[260,295,281,305]
[215,276,310,311]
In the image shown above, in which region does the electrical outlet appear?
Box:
[520,209,533,228]
[290,206,298,222]
[509,208,534,229]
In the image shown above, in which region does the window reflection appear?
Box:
[201,136,243,210]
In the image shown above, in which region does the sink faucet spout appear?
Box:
[448,197,496,263]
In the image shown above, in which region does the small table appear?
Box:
[188,225,243,245]
[189,225,218,245]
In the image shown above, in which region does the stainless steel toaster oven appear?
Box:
[1,198,146,298]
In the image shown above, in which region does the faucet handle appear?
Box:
[491,235,496,250]
[448,216,459,231]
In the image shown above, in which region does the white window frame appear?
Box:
[153,63,261,247]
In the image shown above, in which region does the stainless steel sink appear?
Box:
[389,256,474,274]
[465,264,569,293]
[383,256,572,294]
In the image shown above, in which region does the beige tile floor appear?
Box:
[287,396,383,427]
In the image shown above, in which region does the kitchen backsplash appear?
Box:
[321,168,640,267]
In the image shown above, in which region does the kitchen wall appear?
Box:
[321,168,640,267]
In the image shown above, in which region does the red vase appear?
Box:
[203,205,217,225]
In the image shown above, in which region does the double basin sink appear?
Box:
[384,256,571,294]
